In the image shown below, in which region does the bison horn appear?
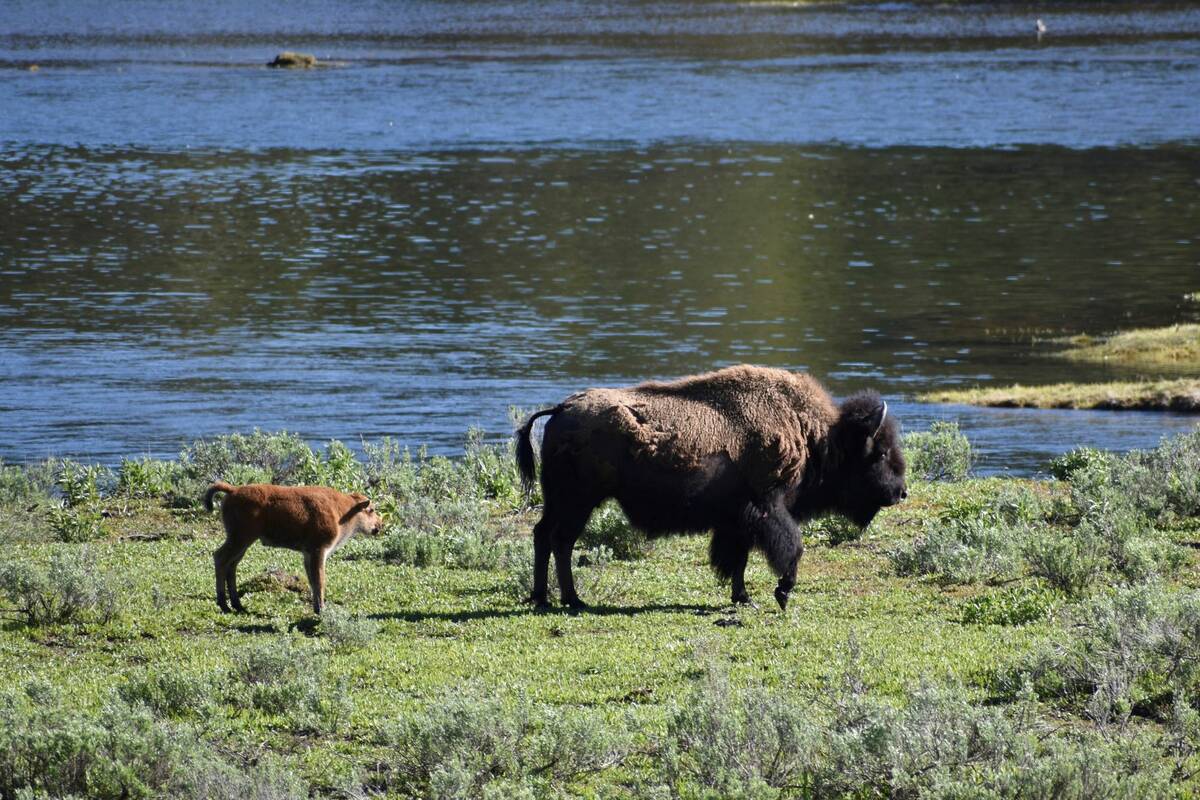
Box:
[873,401,888,438]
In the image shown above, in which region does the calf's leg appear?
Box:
[303,549,329,614]
[214,537,252,613]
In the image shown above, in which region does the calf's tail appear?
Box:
[204,481,236,511]
[515,406,561,492]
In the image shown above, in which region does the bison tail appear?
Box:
[516,406,560,492]
[203,481,236,512]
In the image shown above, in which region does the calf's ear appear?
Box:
[341,497,372,524]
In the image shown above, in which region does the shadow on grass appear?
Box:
[367,601,722,625]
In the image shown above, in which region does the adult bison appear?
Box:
[516,365,907,610]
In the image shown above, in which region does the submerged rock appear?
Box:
[268,51,317,69]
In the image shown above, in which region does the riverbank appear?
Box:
[919,377,1200,412]
[1052,323,1200,371]
[3,428,1200,795]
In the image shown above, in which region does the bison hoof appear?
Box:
[732,595,758,610]
[565,597,589,610]
[526,594,552,609]
[774,587,790,611]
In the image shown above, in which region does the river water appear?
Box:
[2,1,1199,473]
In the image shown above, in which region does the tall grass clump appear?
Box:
[372,689,633,798]
[117,457,183,499]
[903,421,973,482]
[0,548,119,626]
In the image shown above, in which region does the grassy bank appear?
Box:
[1053,323,1200,371]
[3,425,1200,796]
[920,323,1200,411]
[918,377,1200,412]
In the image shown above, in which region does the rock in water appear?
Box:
[268,51,317,69]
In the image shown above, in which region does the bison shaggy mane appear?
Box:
[517,365,907,611]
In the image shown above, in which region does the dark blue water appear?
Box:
[2,1,1199,472]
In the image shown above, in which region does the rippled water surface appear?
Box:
[2,1,1198,471]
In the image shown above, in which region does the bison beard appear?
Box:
[516,365,907,611]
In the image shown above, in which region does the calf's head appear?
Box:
[343,494,384,535]
[827,391,907,528]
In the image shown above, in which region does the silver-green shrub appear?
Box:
[903,421,973,482]
[0,548,119,626]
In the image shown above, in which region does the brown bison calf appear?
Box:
[204,482,382,614]
[517,365,907,611]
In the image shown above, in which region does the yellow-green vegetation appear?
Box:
[1055,323,1200,370]
[919,377,1200,412]
[3,427,1200,797]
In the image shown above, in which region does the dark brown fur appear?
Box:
[204,482,382,614]
[516,365,907,610]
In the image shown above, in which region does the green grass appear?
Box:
[3,430,1200,796]
[919,377,1200,412]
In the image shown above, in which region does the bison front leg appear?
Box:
[750,504,804,611]
[710,525,755,606]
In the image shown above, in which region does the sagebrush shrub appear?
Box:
[0,682,305,799]
[0,548,119,626]
[118,669,219,718]
[0,459,55,507]
[903,421,973,482]
[382,498,518,569]
[889,518,1026,585]
[375,689,632,799]
[578,501,651,560]
[1017,586,1200,728]
[181,431,315,487]
[318,604,380,650]
[228,636,351,733]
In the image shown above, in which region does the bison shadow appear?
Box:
[367,601,723,625]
